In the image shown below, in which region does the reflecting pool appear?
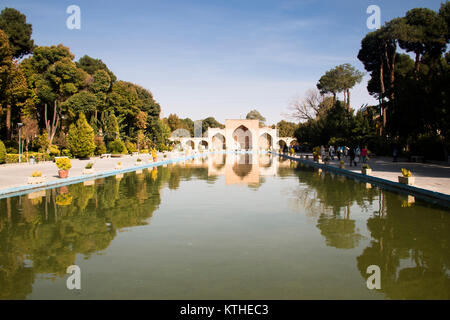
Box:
[0,153,449,299]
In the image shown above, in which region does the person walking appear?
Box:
[320,145,325,159]
[355,146,361,165]
[349,147,356,167]
[361,146,368,163]
[393,147,398,162]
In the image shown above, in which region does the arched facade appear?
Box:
[212,133,226,150]
[169,119,295,152]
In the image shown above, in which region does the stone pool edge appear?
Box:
[274,152,450,207]
[0,152,211,199]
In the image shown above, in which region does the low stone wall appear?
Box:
[0,152,209,199]
[274,152,450,207]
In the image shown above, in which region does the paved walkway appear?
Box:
[325,156,450,195]
[0,153,168,194]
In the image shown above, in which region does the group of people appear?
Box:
[320,145,369,167]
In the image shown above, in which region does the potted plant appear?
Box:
[135,158,142,166]
[56,158,72,178]
[115,161,123,170]
[339,160,345,169]
[83,162,95,174]
[312,147,320,161]
[399,168,415,185]
[28,171,46,184]
[152,149,157,162]
[361,164,372,175]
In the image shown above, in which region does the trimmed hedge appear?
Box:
[0,140,5,164]
[5,152,52,164]
[108,139,128,154]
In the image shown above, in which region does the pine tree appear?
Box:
[68,113,96,158]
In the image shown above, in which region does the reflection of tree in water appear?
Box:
[0,164,211,299]
[288,163,450,298]
[356,192,450,299]
[289,165,379,249]
[317,212,363,249]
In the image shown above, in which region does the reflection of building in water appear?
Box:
[187,153,288,185]
[170,119,297,152]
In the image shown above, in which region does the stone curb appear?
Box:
[274,152,450,207]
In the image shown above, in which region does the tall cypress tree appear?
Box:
[68,113,95,158]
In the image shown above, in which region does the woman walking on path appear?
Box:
[355,146,361,165]
[329,145,335,160]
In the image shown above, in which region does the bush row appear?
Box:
[5,152,53,164]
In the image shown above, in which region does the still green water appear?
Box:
[0,153,449,300]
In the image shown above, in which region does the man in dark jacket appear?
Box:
[349,147,356,167]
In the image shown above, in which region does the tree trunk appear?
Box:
[379,58,386,129]
[378,98,383,136]
[6,104,11,140]
[6,197,11,221]
[45,101,60,149]
[347,89,350,110]
[390,49,396,101]
[414,51,421,74]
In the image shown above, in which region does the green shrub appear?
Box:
[37,131,50,153]
[409,134,446,161]
[56,157,72,170]
[125,141,137,154]
[49,145,60,157]
[6,154,19,163]
[85,162,94,169]
[62,149,72,157]
[94,136,107,156]
[68,113,96,158]
[31,171,42,177]
[108,139,128,154]
[0,140,6,164]
[401,168,412,177]
[95,143,107,156]
[6,152,52,163]
[6,147,17,154]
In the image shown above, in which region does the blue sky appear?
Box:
[1,0,445,124]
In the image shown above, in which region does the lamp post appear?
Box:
[18,123,24,163]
